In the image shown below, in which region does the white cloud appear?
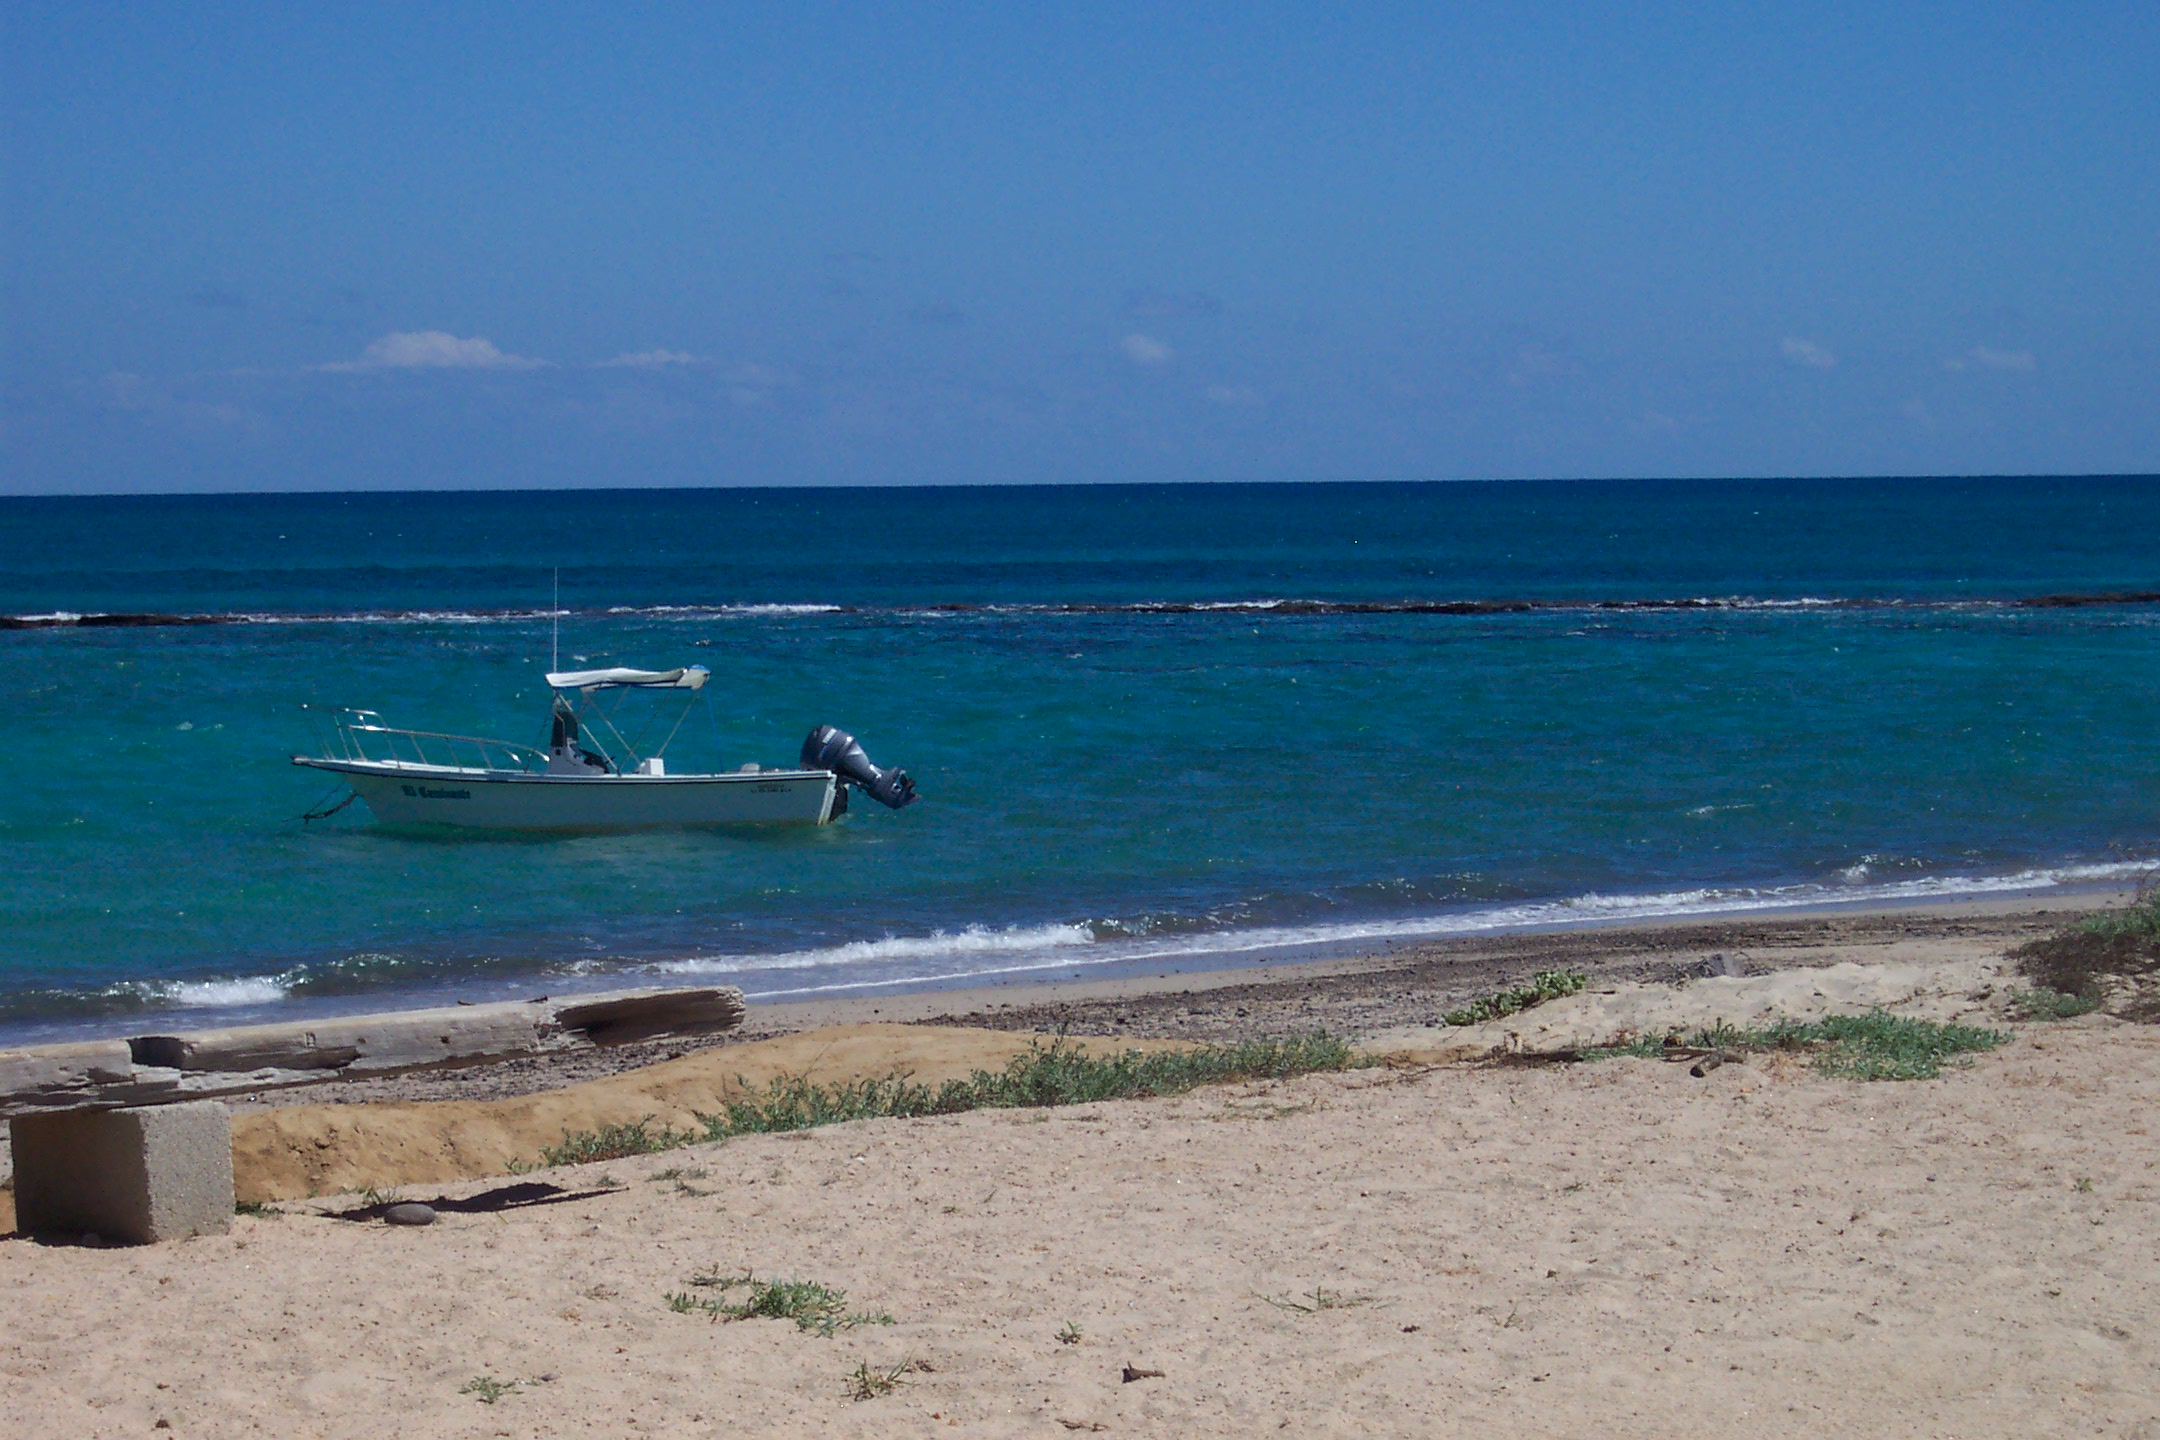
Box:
[1781,336,1837,370]
[1121,333,1174,366]
[317,331,547,372]
[1944,346,2035,373]
[597,348,707,370]
[101,372,261,431]
[1205,384,1262,407]
[725,360,800,407]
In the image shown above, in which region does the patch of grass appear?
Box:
[1441,971,1587,1027]
[1586,1010,2009,1081]
[711,1074,943,1135]
[537,1116,702,1168]
[2075,1176,2095,1193]
[1806,1013,2009,1080]
[2074,887,2160,942]
[701,1033,1358,1137]
[234,1200,277,1217]
[666,1274,892,1337]
[460,1375,514,1404]
[649,1165,710,1183]
[650,1163,714,1195]
[847,1358,917,1401]
[1056,1319,1083,1345]
[531,1033,1357,1171]
[2008,987,2102,1021]
[2011,880,2160,1021]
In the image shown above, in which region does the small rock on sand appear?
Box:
[383,1202,436,1227]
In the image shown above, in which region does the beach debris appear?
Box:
[0,984,749,1119]
[13,1100,234,1245]
[1657,1038,1745,1077]
[383,1202,437,1226]
[1121,1364,1165,1383]
[1260,1286,1371,1313]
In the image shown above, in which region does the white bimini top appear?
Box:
[544,666,709,692]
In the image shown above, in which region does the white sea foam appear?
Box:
[69,861,2146,1024]
[663,859,2151,1002]
[655,922,1095,980]
[156,975,295,1007]
[240,609,529,625]
[717,603,844,616]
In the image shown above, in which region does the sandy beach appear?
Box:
[6,894,2159,1436]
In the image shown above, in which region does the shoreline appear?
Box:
[1,875,2137,1053]
[200,887,2117,1110]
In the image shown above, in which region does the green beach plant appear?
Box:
[1587,1010,2008,1080]
[524,1032,1359,1169]
[2072,886,2160,943]
[2010,878,2160,1020]
[459,1376,514,1404]
[2007,987,2101,1021]
[535,1117,701,1168]
[1440,970,1587,1027]
[847,1358,916,1401]
[709,1032,1360,1136]
[666,1274,892,1336]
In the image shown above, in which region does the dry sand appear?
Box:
[6,1016,2157,1437]
[6,896,2159,1436]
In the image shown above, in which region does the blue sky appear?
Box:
[3,3,2155,492]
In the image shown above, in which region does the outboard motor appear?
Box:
[801,725,918,809]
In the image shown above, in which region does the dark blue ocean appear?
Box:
[3,477,2158,1044]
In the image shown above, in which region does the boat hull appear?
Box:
[296,758,839,830]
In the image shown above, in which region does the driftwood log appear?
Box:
[0,986,746,1119]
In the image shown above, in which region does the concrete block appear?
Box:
[12,1101,233,1244]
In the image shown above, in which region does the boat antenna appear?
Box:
[551,568,560,674]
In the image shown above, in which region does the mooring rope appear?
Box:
[300,786,359,823]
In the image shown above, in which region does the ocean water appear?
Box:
[3,476,2158,1043]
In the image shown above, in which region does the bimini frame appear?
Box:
[542,666,712,775]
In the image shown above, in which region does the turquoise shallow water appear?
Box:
[3,476,2158,1042]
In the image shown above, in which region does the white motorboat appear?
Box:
[293,665,917,831]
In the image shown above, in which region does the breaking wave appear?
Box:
[15,590,2160,632]
[2,859,2145,1044]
